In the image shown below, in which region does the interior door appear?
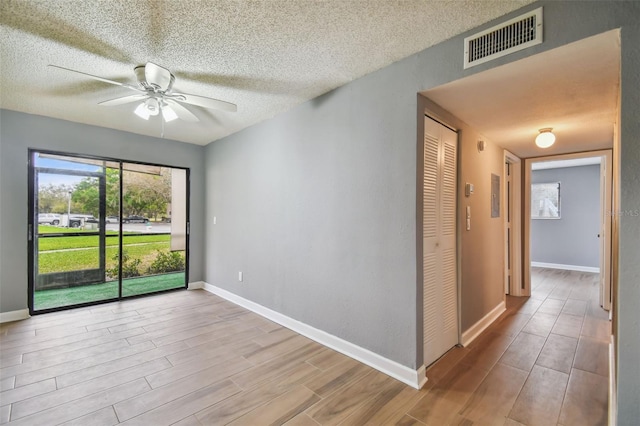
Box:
[599,152,612,310]
[423,116,459,367]
[505,161,512,294]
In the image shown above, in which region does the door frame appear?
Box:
[27,148,191,315]
[523,149,613,304]
[504,150,522,296]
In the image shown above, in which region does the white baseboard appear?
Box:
[202,282,426,389]
[531,262,600,273]
[415,364,428,389]
[461,301,506,347]
[187,281,205,290]
[0,309,30,324]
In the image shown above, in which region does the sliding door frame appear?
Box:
[27,148,190,315]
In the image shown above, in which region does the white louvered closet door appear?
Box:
[423,116,459,367]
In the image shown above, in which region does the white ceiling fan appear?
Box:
[49,62,237,123]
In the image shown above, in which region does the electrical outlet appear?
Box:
[213,216,217,224]
[238,271,243,282]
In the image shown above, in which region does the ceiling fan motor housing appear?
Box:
[135,63,175,92]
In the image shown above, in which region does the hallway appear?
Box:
[414,267,610,425]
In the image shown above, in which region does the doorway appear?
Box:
[28,150,189,313]
[523,150,612,310]
[504,151,522,296]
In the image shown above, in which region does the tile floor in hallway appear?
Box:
[0,267,609,425]
[415,267,610,425]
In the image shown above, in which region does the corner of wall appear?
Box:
[202,282,427,389]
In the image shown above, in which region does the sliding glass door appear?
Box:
[28,151,189,313]
[120,163,187,298]
[33,164,116,310]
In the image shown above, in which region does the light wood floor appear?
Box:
[0,268,609,425]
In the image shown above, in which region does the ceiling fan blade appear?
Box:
[49,65,141,92]
[98,94,147,106]
[145,62,173,91]
[170,92,237,112]
[43,80,124,97]
[164,99,199,123]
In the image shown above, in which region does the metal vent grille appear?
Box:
[464,8,543,69]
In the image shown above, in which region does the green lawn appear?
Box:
[37,230,177,274]
[38,242,173,273]
[38,234,170,251]
[34,272,186,311]
[38,225,111,234]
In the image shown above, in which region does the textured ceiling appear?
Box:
[0,0,533,145]
[423,30,620,158]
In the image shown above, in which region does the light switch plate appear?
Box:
[465,183,474,197]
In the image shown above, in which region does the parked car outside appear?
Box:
[122,215,149,223]
[68,214,98,228]
[105,216,120,223]
[38,213,61,225]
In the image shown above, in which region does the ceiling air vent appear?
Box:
[464,7,543,69]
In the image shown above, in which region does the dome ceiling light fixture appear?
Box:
[535,128,556,148]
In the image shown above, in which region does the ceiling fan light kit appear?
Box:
[161,103,178,122]
[49,62,237,124]
[134,102,151,120]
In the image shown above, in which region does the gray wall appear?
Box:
[531,165,600,268]
[0,110,206,313]
[205,73,420,367]
[617,3,640,421]
[204,1,640,419]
